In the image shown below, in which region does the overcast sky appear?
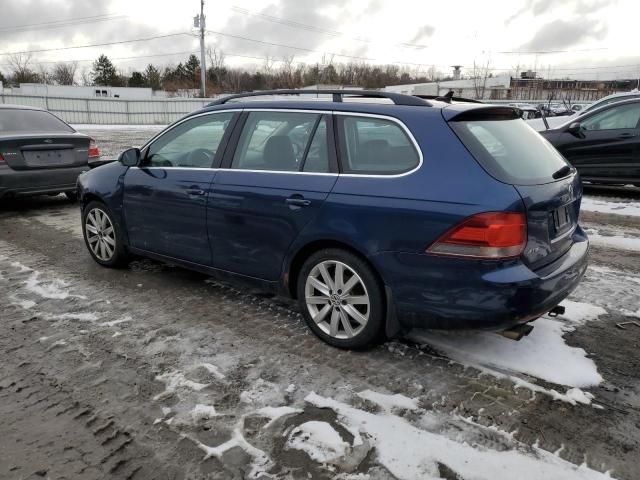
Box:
[0,0,639,81]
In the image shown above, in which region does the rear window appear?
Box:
[449,119,569,185]
[0,109,74,134]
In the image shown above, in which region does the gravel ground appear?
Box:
[0,128,639,479]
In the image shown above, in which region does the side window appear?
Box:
[338,116,420,174]
[581,103,640,131]
[146,112,233,167]
[232,111,327,172]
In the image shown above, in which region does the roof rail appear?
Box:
[413,94,484,104]
[208,89,432,107]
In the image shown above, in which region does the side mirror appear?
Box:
[567,122,583,137]
[119,147,140,167]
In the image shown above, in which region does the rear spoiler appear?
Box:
[442,105,520,122]
[413,93,484,104]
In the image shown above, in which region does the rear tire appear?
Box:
[297,248,385,349]
[82,200,129,268]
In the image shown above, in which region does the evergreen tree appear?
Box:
[128,71,145,88]
[185,54,200,84]
[91,55,118,86]
[144,64,161,90]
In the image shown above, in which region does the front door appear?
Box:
[208,110,337,280]
[123,111,236,265]
[559,102,640,182]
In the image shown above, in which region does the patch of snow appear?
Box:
[581,196,640,217]
[409,300,606,389]
[24,271,86,300]
[46,312,100,322]
[100,316,132,327]
[286,383,296,394]
[565,388,595,405]
[192,404,221,421]
[10,261,32,273]
[357,390,419,413]
[153,371,209,401]
[254,406,302,429]
[584,227,640,252]
[306,393,611,480]
[199,362,225,380]
[286,421,350,464]
[10,296,36,309]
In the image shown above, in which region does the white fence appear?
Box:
[1,93,593,125]
[0,94,215,125]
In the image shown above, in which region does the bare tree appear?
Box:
[207,47,226,70]
[51,62,77,85]
[472,58,492,100]
[8,53,39,83]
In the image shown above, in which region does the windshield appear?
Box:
[450,118,570,185]
[0,109,74,134]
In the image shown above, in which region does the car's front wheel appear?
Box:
[297,249,385,349]
[82,201,128,267]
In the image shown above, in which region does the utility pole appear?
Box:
[196,0,207,98]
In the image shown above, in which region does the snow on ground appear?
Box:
[409,300,607,396]
[584,225,640,252]
[286,421,351,464]
[582,196,640,217]
[306,392,612,480]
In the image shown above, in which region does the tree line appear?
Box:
[0,50,445,96]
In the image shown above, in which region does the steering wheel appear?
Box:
[186,148,214,167]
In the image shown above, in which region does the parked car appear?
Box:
[508,103,538,120]
[77,89,588,349]
[0,105,100,201]
[539,98,640,186]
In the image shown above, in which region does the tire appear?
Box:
[81,200,129,268]
[65,191,78,203]
[297,248,385,349]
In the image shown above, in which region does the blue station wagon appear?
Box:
[77,90,589,348]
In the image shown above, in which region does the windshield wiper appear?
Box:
[552,165,572,180]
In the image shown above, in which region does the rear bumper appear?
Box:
[371,229,589,331]
[0,165,87,198]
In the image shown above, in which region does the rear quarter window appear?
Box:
[337,116,420,174]
[449,118,569,185]
[0,109,74,134]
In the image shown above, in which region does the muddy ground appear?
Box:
[0,128,638,480]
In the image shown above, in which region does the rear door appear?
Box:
[556,102,640,182]
[123,111,236,265]
[208,110,337,280]
[448,110,583,270]
[0,108,89,171]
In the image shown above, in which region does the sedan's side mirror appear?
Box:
[567,122,584,137]
[119,147,140,167]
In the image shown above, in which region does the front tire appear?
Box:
[82,200,129,268]
[297,249,385,349]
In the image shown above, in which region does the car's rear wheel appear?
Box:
[82,200,128,267]
[297,249,384,349]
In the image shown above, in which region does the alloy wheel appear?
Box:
[304,260,370,339]
[85,208,116,262]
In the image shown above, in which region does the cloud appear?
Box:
[518,18,607,52]
[407,25,435,45]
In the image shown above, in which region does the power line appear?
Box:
[0,14,128,34]
[0,32,193,56]
[230,5,427,50]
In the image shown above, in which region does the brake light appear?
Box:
[88,138,100,159]
[427,212,527,259]
[0,153,4,164]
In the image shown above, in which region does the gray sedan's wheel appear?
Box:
[297,249,384,349]
[82,201,128,268]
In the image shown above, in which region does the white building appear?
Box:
[384,74,512,100]
[9,83,155,99]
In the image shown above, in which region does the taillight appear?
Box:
[88,138,100,159]
[0,153,5,164]
[427,212,527,259]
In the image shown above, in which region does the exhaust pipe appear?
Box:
[500,323,534,341]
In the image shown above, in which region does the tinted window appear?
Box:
[339,116,419,174]
[581,103,640,131]
[450,119,569,185]
[584,94,640,113]
[146,113,233,168]
[232,111,327,172]
[0,109,74,134]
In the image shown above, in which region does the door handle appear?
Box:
[285,197,311,207]
[186,189,206,196]
[618,132,637,139]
